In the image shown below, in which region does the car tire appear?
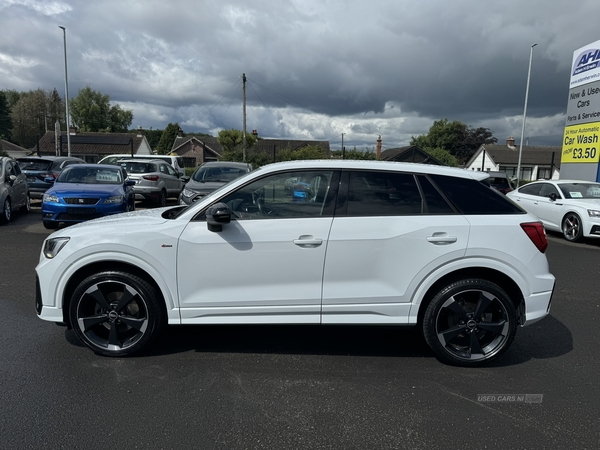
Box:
[157,190,167,207]
[423,278,517,367]
[69,271,166,357]
[0,198,11,224]
[20,195,31,213]
[562,212,583,242]
[43,221,59,229]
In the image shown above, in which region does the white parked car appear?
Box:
[36,160,555,366]
[507,179,600,242]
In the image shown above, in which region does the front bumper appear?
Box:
[42,202,127,223]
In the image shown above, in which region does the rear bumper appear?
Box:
[522,279,555,326]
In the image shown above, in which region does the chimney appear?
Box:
[252,129,258,136]
[137,126,144,137]
[177,128,184,138]
[376,135,382,159]
[69,126,77,135]
[506,136,515,148]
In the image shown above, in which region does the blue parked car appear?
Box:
[41,164,135,229]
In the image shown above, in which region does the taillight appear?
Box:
[521,222,548,253]
[143,175,159,182]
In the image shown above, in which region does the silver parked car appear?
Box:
[179,161,253,205]
[1,156,30,224]
[116,159,186,206]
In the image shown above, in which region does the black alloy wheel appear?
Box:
[423,279,517,366]
[69,271,165,356]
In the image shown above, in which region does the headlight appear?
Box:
[588,209,600,217]
[43,193,59,203]
[104,195,124,204]
[43,237,70,259]
[182,188,195,198]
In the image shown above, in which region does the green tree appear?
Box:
[69,86,133,132]
[331,148,377,160]
[155,123,180,154]
[410,119,497,164]
[422,147,458,166]
[217,129,258,159]
[10,90,48,148]
[0,91,12,140]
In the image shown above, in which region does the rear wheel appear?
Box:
[423,279,517,366]
[69,271,166,356]
[156,190,167,207]
[562,212,583,242]
[1,198,11,224]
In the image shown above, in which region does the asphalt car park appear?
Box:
[1,203,598,448]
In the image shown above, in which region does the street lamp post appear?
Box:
[516,43,538,188]
[59,26,71,157]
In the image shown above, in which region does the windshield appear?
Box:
[559,183,600,199]
[17,159,53,171]
[120,161,157,173]
[192,165,247,183]
[57,167,123,184]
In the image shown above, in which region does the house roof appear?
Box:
[380,146,444,165]
[34,131,147,156]
[171,135,331,156]
[468,144,562,168]
[1,139,29,157]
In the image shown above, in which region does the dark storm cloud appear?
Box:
[1,0,598,148]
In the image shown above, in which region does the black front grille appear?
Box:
[64,197,99,205]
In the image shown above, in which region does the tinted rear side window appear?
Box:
[430,174,523,215]
[417,175,455,214]
[346,171,423,216]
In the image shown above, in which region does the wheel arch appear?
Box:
[416,267,525,327]
[61,260,167,327]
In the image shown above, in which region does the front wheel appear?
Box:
[69,271,166,356]
[1,198,11,224]
[20,195,31,213]
[423,279,517,367]
[562,212,583,242]
[43,220,59,229]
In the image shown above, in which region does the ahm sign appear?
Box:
[570,40,600,89]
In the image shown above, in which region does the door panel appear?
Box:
[322,215,470,323]
[176,169,339,324]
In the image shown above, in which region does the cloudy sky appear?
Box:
[1,0,598,151]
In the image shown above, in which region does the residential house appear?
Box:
[465,137,561,180]
[1,139,30,159]
[171,129,331,167]
[379,145,444,165]
[31,128,152,162]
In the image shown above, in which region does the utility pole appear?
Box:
[242,73,247,162]
[59,26,72,157]
[341,133,345,159]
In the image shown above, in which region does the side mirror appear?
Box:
[44,177,55,183]
[549,193,557,201]
[8,174,16,185]
[206,202,231,232]
[125,180,136,187]
[181,175,190,183]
